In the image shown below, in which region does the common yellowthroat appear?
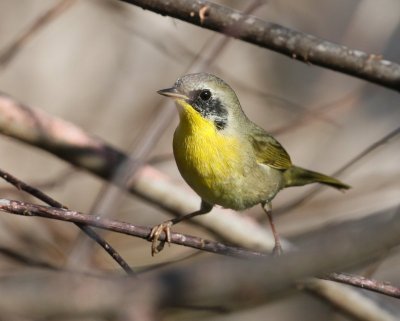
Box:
[150,73,350,255]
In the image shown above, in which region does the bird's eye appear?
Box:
[199,89,211,101]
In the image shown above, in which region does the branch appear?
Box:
[0,203,399,319]
[0,198,399,300]
[0,169,134,274]
[0,199,265,259]
[324,272,400,298]
[120,0,400,92]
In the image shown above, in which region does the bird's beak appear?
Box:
[157,87,189,100]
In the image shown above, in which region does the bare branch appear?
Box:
[0,203,399,318]
[0,198,266,259]
[0,198,399,301]
[119,0,400,92]
[0,169,134,275]
[324,272,400,298]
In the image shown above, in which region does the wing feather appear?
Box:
[249,127,292,170]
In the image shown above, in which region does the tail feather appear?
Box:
[283,166,350,190]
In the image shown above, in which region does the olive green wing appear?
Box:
[249,127,292,170]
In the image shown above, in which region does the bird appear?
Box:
[149,72,350,256]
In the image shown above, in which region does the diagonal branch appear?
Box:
[119,0,400,92]
[0,169,134,275]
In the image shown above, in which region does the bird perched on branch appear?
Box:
[150,73,350,255]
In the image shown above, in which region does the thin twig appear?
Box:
[119,0,400,92]
[0,169,134,274]
[0,0,76,67]
[324,273,400,298]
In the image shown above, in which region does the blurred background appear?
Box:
[0,0,399,320]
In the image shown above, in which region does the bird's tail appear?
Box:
[283,166,350,190]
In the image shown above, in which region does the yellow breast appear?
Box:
[172,100,243,206]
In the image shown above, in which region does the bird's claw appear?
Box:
[272,244,283,256]
[149,221,173,256]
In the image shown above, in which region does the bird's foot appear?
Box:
[272,243,283,256]
[149,221,174,256]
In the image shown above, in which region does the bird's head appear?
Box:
[158,73,245,131]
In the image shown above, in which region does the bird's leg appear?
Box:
[149,201,213,256]
[262,202,282,256]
